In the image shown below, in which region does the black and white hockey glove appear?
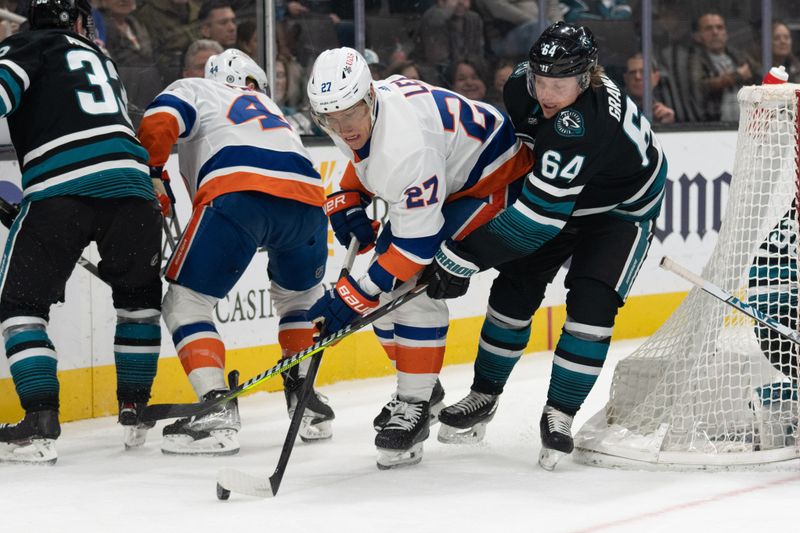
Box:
[424,241,481,300]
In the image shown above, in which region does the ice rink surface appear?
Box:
[3,338,799,533]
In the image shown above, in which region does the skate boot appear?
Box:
[437,390,499,444]
[373,378,445,431]
[0,409,60,465]
[118,401,155,449]
[538,405,574,471]
[375,400,430,470]
[161,390,241,456]
[284,371,335,442]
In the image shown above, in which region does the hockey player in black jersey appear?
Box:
[0,0,162,464]
[426,22,668,470]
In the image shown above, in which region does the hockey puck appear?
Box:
[216,482,231,500]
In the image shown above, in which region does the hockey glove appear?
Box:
[323,191,378,254]
[424,241,481,300]
[306,275,379,333]
[150,166,176,218]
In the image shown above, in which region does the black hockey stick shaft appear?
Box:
[660,256,800,345]
[269,237,359,496]
[0,195,104,281]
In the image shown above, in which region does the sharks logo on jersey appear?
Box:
[555,109,584,137]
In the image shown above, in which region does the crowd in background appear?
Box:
[1,0,800,130]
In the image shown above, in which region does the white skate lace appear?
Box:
[546,408,573,436]
[386,402,423,431]
[452,391,493,414]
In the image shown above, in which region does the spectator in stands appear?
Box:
[182,38,223,77]
[485,60,514,112]
[474,0,561,60]
[101,0,163,117]
[386,60,423,80]
[274,53,318,135]
[689,11,758,122]
[447,59,487,102]
[418,0,485,84]
[560,0,631,22]
[652,0,702,123]
[623,53,675,124]
[772,22,800,84]
[134,0,201,85]
[364,48,386,80]
[236,19,257,59]
[199,0,237,48]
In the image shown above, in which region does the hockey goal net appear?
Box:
[574,83,800,470]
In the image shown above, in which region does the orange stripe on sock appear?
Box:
[278,327,316,357]
[177,337,226,374]
[394,345,445,374]
[377,340,397,363]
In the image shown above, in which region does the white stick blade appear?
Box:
[217,468,274,498]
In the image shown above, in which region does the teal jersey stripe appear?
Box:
[488,207,561,254]
[23,138,147,184]
[25,168,155,201]
[0,68,22,112]
[522,186,575,217]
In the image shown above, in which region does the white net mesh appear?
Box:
[574,84,800,469]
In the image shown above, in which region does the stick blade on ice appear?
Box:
[217,468,274,499]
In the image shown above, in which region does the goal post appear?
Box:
[573,83,800,470]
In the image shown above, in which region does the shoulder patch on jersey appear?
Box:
[554,109,584,138]
[511,62,528,78]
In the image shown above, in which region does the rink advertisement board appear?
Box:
[0,130,738,422]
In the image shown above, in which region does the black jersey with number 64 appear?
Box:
[461,63,668,267]
[0,29,153,202]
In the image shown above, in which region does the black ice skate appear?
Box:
[373,378,445,431]
[161,390,241,456]
[0,409,60,465]
[118,401,155,450]
[284,371,335,442]
[437,390,499,444]
[538,405,574,471]
[375,400,430,470]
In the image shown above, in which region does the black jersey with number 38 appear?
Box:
[473,63,668,261]
[0,29,153,202]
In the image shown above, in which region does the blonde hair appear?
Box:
[589,64,606,89]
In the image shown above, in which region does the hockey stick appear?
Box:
[217,238,360,499]
[142,257,427,424]
[0,196,103,281]
[660,256,800,345]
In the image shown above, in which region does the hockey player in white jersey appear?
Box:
[137,49,332,455]
[305,47,533,469]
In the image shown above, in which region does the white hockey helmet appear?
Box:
[205,48,270,95]
[307,47,374,119]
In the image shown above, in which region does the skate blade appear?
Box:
[538,447,568,471]
[376,442,423,470]
[161,429,240,456]
[299,418,332,443]
[217,468,274,499]
[429,400,445,426]
[437,421,488,444]
[0,439,58,465]
[123,425,150,450]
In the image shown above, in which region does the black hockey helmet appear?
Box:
[528,21,598,78]
[28,0,92,32]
